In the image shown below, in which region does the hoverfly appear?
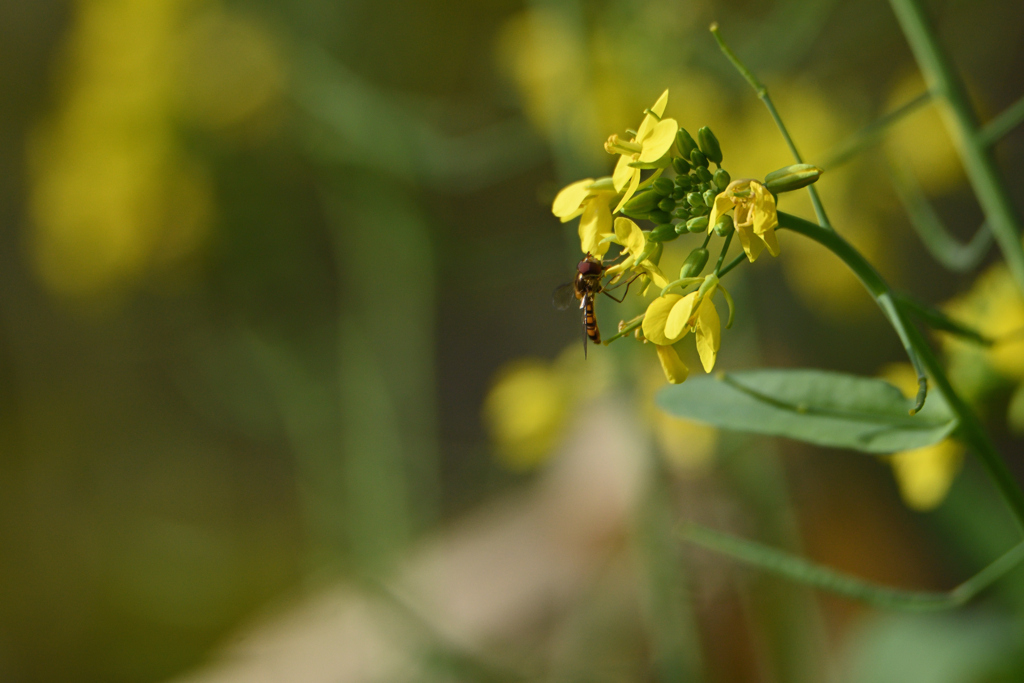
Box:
[553,253,634,357]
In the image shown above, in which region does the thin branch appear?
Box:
[683,523,1024,611]
[710,23,832,230]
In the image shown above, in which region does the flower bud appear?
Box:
[713,213,734,237]
[689,148,708,168]
[703,189,717,207]
[671,185,687,200]
[691,203,710,216]
[658,197,675,212]
[714,168,731,190]
[650,223,679,242]
[672,157,691,175]
[635,239,664,266]
[680,247,710,278]
[671,206,691,220]
[686,215,709,232]
[623,190,661,214]
[763,164,822,193]
[695,166,714,184]
[674,174,693,190]
[648,209,672,224]
[686,192,703,208]
[676,128,698,157]
[652,177,675,196]
[697,126,723,164]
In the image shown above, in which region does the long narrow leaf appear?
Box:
[683,523,1024,611]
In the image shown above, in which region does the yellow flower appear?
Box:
[709,180,780,262]
[879,363,965,510]
[603,217,671,289]
[552,177,618,258]
[643,277,722,376]
[605,90,679,213]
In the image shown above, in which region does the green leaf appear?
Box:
[656,369,957,453]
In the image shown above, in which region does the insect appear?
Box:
[553,253,633,357]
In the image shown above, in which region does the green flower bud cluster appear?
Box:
[624,124,733,242]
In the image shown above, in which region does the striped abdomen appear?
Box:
[584,296,601,344]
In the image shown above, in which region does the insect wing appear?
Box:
[581,295,590,358]
[552,282,578,311]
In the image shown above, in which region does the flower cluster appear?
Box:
[552,90,820,383]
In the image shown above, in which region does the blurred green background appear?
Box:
[2,0,1024,681]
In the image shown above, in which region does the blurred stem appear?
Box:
[893,293,993,346]
[710,23,831,230]
[888,0,1024,295]
[636,458,705,681]
[819,91,932,170]
[684,523,1024,611]
[979,93,1024,147]
[780,210,1024,532]
[778,212,927,412]
[887,158,992,272]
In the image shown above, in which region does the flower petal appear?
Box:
[650,89,669,117]
[552,178,594,220]
[751,183,778,235]
[580,195,612,258]
[638,118,679,163]
[614,169,641,213]
[612,154,634,192]
[708,193,733,233]
[759,227,780,257]
[735,224,765,262]
[642,262,671,289]
[642,294,683,346]
[665,292,698,340]
[694,299,721,373]
[656,344,689,384]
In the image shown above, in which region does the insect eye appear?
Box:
[578,260,602,275]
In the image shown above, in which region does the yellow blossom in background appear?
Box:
[944,265,1024,382]
[483,348,611,470]
[889,440,965,511]
[879,363,965,510]
[552,178,617,258]
[606,90,679,212]
[643,366,717,472]
[885,72,964,194]
[28,0,285,299]
[709,180,779,262]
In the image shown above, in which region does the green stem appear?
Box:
[717,252,746,278]
[782,210,1024,532]
[887,0,1024,295]
[778,212,927,412]
[820,91,932,170]
[713,229,734,275]
[604,315,644,344]
[683,523,1024,611]
[979,93,1024,147]
[710,23,831,230]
